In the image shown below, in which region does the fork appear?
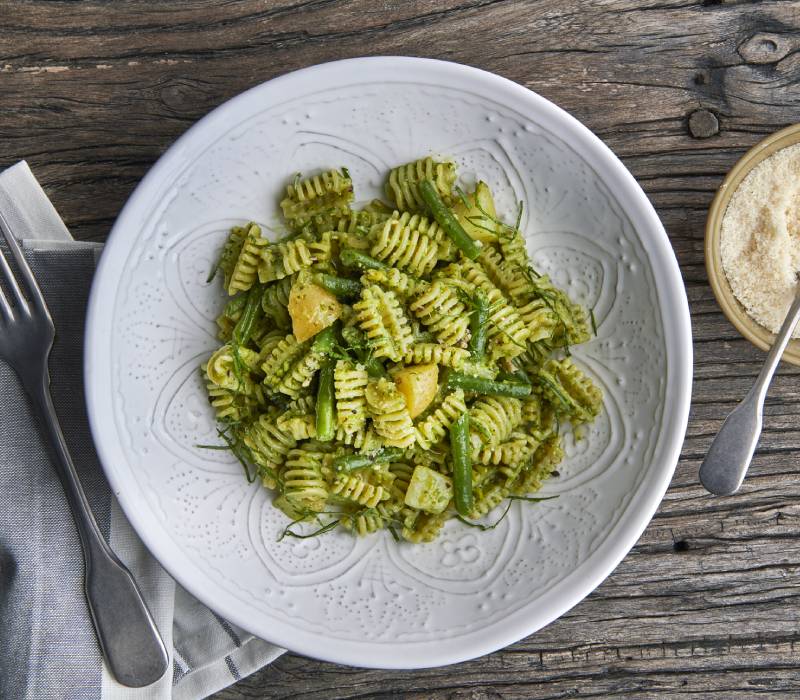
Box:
[0,213,168,687]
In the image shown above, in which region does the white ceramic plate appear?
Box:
[85,57,692,669]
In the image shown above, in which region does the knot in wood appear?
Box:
[160,81,197,114]
[738,33,791,64]
[688,109,719,139]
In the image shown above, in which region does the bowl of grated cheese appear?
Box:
[706,123,800,365]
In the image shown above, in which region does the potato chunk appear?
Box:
[404,465,453,514]
[288,278,341,342]
[453,181,499,243]
[393,363,438,418]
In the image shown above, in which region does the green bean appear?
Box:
[340,248,386,271]
[450,412,473,516]
[363,358,388,378]
[419,179,481,260]
[313,273,362,298]
[232,286,262,345]
[315,361,336,441]
[222,293,248,319]
[331,447,405,472]
[447,371,532,398]
[468,289,489,359]
[312,325,336,353]
[497,369,531,385]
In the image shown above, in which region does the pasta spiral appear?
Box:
[512,436,564,495]
[228,224,268,295]
[542,286,592,346]
[516,343,548,377]
[477,246,523,300]
[409,280,470,346]
[388,462,415,501]
[215,292,247,341]
[334,426,382,453]
[205,345,260,393]
[333,361,369,434]
[331,473,389,508]
[505,273,539,305]
[521,396,543,427]
[517,298,560,343]
[370,218,439,276]
[352,285,413,362]
[255,328,287,362]
[468,480,509,520]
[401,511,447,543]
[218,225,247,291]
[277,345,326,399]
[386,157,456,213]
[499,229,528,268]
[470,463,493,489]
[205,376,264,423]
[469,396,523,447]
[414,389,466,450]
[498,458,526,485]
[258,239,314,283]
[510,269,591,347]
[404,445,449,471]
[259,333,326,399]
[281,447,328,512]
[280,169,354,227]
[276,396,317,440]
[286,169,351,205]
[471,432,540,467]
[331,209,388,236]
[260,334,308,391]
[341,509,384,536]
[399,343,468,369]
[390,210,455,260]
[361,268,424,300]
[300,207,384,240]
[260,275,294,330]
[242,413,296,477]
[365,378,415,448]
[308,231,334,267]
[537,358,602,423]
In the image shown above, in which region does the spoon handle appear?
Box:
[700,288,800,495]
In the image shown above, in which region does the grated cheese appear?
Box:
[720,143,800,337]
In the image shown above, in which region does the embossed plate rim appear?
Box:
[85,57,692,668]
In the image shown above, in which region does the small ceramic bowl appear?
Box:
[705,122,800,366]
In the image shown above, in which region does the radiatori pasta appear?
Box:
[202,159,602,543]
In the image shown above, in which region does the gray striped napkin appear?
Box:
[0,162,283,700]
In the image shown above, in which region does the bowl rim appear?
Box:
[705,122,800,366]
[84,56,693,668]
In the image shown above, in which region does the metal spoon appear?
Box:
[700,278,800,495]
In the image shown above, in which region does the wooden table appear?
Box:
[4,1,800,697]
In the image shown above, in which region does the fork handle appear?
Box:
[28,380,169,687]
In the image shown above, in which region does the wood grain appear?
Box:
[3,1,800,697]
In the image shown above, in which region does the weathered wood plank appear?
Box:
[4,0,800,697]
[0,0,798,244]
